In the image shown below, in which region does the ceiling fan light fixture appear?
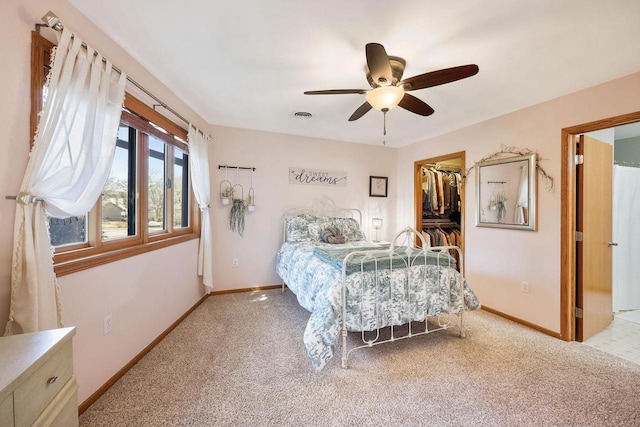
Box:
[366,85,404,111]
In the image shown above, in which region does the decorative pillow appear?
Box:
[286,214,365,242]
[332,217,366,242]
[309,216,334,242]
[286,214,328,242]
[286,214,315,242]
[321,226,346,244]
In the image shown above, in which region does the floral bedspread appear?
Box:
[276,241,480,369]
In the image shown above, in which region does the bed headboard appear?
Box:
[282,197,363,243]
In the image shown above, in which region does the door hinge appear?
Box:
[575,231,583,242]
[575,154,584,165]
[575,307,583,318]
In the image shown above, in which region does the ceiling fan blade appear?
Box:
[400,64,479,91]
[366,43,393,86]
[304,89,367,95]
[398,93,435,116]
[348,102,373,121]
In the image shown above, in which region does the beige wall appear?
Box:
[4,0,640,409]
[397,71,640,333]
[2,0,398,404]
[207,125,397,290]
[1,0,208,404]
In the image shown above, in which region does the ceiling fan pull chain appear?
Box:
[383,110,387,145]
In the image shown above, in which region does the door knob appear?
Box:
[608,242,618,247]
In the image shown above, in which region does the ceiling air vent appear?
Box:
[294,111,312,119]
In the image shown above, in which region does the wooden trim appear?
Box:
[120,110,189,153]
[562,111,640,135]
[29,32,200,274]
[124,94,188,142]
[560,130,577,341]
[208,284,286,295]
[30,32,55,147]
[54,232,199,276]
[481,305,562,339]
[414,161,423,239]
[78,293,209,415]
[560,110,640,342]
[54,235,139,264]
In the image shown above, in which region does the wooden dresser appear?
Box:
[0,327,78,427]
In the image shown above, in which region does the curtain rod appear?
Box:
[218,165,256,172]
[39,11,190,127]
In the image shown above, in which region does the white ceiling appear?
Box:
[68,0,640,147]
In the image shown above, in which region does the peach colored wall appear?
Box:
[207,125,397,290]
[2,0,207,404]
[4,0,640,408]
[397,72,640,333]
[57,240,200,402]
[2,0,398,405]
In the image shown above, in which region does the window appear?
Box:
[31,32,199,276]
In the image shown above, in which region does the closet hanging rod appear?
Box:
[424,163,461,172]
[39,11,190,127]
[422,219,460,226]
[487,181,506,184]
[218,165,256,171]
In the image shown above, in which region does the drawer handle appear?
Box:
[46,375,58,385]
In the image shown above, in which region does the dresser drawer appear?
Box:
[13,341,73,427]
[33,376,78,427]
[0,393,12,426]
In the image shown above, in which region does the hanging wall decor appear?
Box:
[289,167,347,187]
[476,154,537,231]
[229,183,246,236]
[464,144,554,192]
[218,165,256,237]
[219,167,233,206]
[247,169,256,212]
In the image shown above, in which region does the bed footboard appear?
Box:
[340,227,466,368]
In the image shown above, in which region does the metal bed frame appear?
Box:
[340,227,465,368]
[280,200,466,368]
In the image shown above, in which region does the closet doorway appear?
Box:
[561,111,640,343]
[414,151,465,270]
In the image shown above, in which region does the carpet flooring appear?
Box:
[80,289,640,426]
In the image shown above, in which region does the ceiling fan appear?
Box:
[304,43,479,122]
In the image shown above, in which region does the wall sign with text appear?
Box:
[289,167,347,187]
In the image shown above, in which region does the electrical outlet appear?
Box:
[521,281,530,293]
[103,314,112,335]
[232,258,239,267]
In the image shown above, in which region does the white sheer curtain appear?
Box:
[5,28,126,335]
[188,125,213,292]
[612,165,640,312]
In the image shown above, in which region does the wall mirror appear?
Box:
[476,153,537,231]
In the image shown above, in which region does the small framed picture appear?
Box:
[369,176,388,197]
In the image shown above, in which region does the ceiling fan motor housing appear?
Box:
[366,56,406,87]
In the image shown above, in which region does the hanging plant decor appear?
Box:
[219,165,255,236]
[229,198,246,236]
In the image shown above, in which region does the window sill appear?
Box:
[54,233,199,277]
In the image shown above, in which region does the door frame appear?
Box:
[560,111,640,341]
[414,151,466,267]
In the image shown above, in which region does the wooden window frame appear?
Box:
[30,32,199,276]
